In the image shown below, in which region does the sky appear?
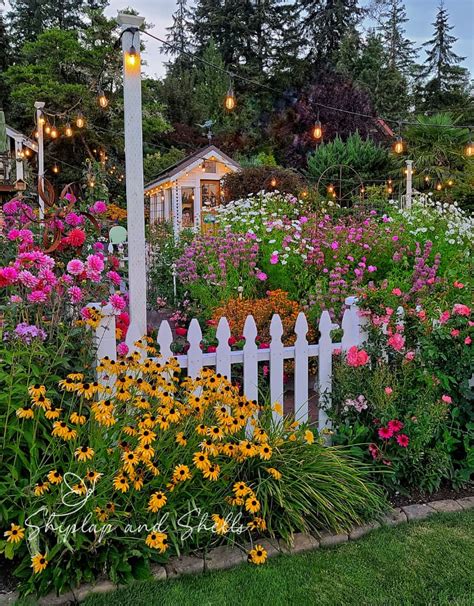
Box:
[107,0,474,79]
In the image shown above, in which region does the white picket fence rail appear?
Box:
[91,296,367,432]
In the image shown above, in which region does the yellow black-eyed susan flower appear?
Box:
[192,452,210,471]
[245,496,261,514]
[70,412,87,425]
[85,470,102,484]
[16,407,34,419]
[145,531,168,552]
[31,553,48,574]
[113,474,129,493]
[4,523,25,544]
[259,444,272,461]
[148,491,167,512]
[211,514,229,535]
[45,408,62,420]
[266,467,282,480]
[75,446,95,462]
[95,507,109,522]
[47,470,62,485]
[233,481,251,497]
[175,432,187,447]
[248,544,267,565]
[202,464,220,481]
[28,384,46,398]
[172,464,191,482]
[33,481,50,496]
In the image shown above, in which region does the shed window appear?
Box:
[202,160,217,173]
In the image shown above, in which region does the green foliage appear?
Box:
[307,133,398,195]
[143,148,186,182]
[222,166,306,202]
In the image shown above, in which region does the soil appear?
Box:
[0,560,17,597]
[390,484,474,508]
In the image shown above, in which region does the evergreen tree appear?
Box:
[298,0,363,66]
[377,0,417,74]
[163,0,194,67]
[421,1,470,109]
[0,7,11,108]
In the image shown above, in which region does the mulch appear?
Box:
[390,484,474,508]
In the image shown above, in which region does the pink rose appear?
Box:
[388,333,405,352]
[441,395,452,404]
[384,387,393,395]
[391,288,402,296]
[453,304,470,317]
[347,346,369,367]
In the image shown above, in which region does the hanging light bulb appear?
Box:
[224,84,236,111]
[447,179,454,187]
[25,148,31,157]
[436,182,442,191]
[38,113,45,125]
[65,123,73,137]
[424,175,430,183]
[126,45,138,67]
[52,164,60,174]
[44,124,51,135]
[34,130,39,139]
[394,136,404,154]
[76,113,85,128]
[327,184,334,194]
[465,139,474,157]
[360,186,365,194]
[387,185,393,194]
[387,178,392,185]
[50,125,58,139]
[98,89,108,108]
[312,119,322,141]
[270,177,277,187]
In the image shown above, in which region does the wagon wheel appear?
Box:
[316,164,365,207]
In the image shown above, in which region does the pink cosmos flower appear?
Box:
[67,259,85,276]
[256,271,267,281]
[388,419,404,433]
[388,333,405,351]
[270,253,279,265]
[465,336,472,345]
[109,293,126,311]
[367,265,377,272]
[347,346,369,367]
[378,426,394,439]
[396,434,409,448]
[391,288,402,296]
[453,303,470,317]
[117,342,129,356]
[384,387,393,395]
[451,329,460,337]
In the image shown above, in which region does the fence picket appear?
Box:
[318,310,337,433]
[269,314,284,424]
[216,317,232,380]
[156,320,174,362]
[243,315,258,403]
[187,319,204,378]
[294,312,309,423]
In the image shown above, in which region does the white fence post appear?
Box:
[88,303,116,364]
[187,318,204,379]
[216,317,232,380]
[341,296,367,351]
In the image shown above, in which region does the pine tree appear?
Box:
[378,0,417,74]
[421,1,470,108]
[164,0,194,64]
[298,0,363,65]
[0,8,11,108]
[6,0,96,49]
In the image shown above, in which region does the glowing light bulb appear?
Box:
[436,183,442,191]
[44,124,51,135]
[224,86,236,111]
[270,177,277,187]
[50,126,58,139]
[393,136,404,154]
[52,164,59,174]
[98,90,108,108]
[312,120,322,140]
[65,124,73,137]
[465,140,474,157]
[126,45,138,67]
[76,113,85,128]
[327,184,334,193]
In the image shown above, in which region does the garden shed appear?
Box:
[144,145,240,233]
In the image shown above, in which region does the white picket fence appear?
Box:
[91,296,367,432]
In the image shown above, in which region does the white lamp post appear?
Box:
[405,159,413,210]
[34,101,45,218]
[117,12,147,339]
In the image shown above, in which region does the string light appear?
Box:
[270,177,277,187]
[447,179,454,186]
[65,124,73,137]
[393,135,404,154]
[38,114,45,125]
[312,119,322,141]
[76,113,85,128]
[327,184,334,194]
[44,124,51,135]
[387,185,393,194]
[126,45,138,67]
[465,138,474,157]
[98,89,108,108]
[52,164,60,174]
[50,125,58,139]
[424,175,430,183]
[224,83,236,111]
[436,182,442,191]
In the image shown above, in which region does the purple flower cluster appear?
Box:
[409,241,441,294]
[176,232,259,286]
[13,322,47,343]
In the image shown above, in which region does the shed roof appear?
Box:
[144,145,240,192]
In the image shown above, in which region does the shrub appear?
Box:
[222,166,306,202]
[0,351,385,597]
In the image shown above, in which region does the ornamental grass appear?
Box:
[0,338,385,597]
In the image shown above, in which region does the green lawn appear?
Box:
[84,510,474,606]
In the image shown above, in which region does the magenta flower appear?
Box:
[378,426,394,440]
[388,419,404,433]
[107,271,122,286]
[452,303,470,317]
[396,434,409,448]
[67,259,85,276]
[117,342,129,356]
[27,290,48,303]
[347,346,369,367]
[109,293,126,311]
[256,271,267,281]
[68,286,83,304]
[86,254,105,273]
[388,333,405,351]
[91,200,107,214]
